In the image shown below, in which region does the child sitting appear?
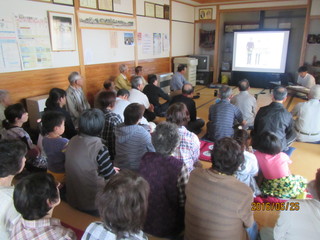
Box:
[41,111,68,184]
[233,129,261,197]
[254,131,307,198]
[11,172,76,240]
[82,170,149,240]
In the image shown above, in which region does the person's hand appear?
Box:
[114,167,120,173]
[148,104,154,112]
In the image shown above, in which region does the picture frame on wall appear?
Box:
[155,4,164,19]
[145,2,155,18]
[164,5,170,19]
[80,0,97,9]
[48,11,76,51]
[53,0,74,5]
[199,8,212,20]
[98,0,113,11]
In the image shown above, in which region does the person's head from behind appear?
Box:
[119,64,128,74]
[177,64,187,73]
[131,76,144,90]
[3,103,28,129]
[238,79,250,91]
[124,103,145,125]
[117,89,130,100]
[233,129,250,152]
[135,66,143,76]
[308,84,320,100]
[103,80,115,92]
[68,71,83,87]
[46,88,66,109]
[97,91,117,110]
[97,170,149,235]
[211,137,244,175]
[182,83,194,97]
[152,122,180,156]
[0,90,10,107]
[219,85,232,100]
[78,109,105,136]
[0,139,27,178]
[166,102,190,127]
[255,131,281,155]
[272,86,287,102]
[14,172,60,220]
[41,111,65,136]
[147,74,158,85]
[298,66,308,78]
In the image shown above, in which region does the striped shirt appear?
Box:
[11,217,76,240]
[185,168,254,240]
[208,99,243,142]
[97,146,116,179]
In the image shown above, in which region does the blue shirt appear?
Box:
[170,72,189,91]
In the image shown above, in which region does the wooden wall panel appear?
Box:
[0,66,80,103]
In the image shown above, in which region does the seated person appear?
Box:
[143,74,170,117]
[254,131,307,199]
[291,84,320,143]
[297,65,316,89]
[114,103,155,171]
[170,64,189,97]
[94,79,116,108]
[233,129,261,197]
[97,91,122,160]
[0,90,11,131]
[0,140,26,239]
[45,88,77,139]
[11,172,76,240]
[135,65,148,86]
[82,170,149,240]
[139,122,188,238]
[66,72,91,128]
[1,103,46,170]
[41,111,68,184]
[166,102,200,173]
[65,109,117,215]
[170,84,205,134]
[115,64,131,91]
[185,137,258,240]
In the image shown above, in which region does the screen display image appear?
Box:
[232,30,290,73]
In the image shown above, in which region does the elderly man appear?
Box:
[170,64,189,97]
[170,83,204,134]
[297,66,316,89]
[291,84,320,143]
[185,137,257,240]
[231,79,257,129]
[66,71,90,128]
[115,64,131,91]
[252,86,296,151]
[207,85,244,142]
[128,76,156,121]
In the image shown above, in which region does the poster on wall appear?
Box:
[153,33,161,55]
[0,17,22,72]
[48,11,76,51]
[162,33,169,52]
[124,32,134,45]
[142,33,152,55]
[15,14,52,70]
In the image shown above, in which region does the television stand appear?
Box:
[196,71,213,85]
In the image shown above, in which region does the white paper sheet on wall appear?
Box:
[142,33,152,55]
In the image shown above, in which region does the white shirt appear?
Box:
[274,199,320,240]
[291,99,320,142]
[128,88,150,109]
[297,73,316,89]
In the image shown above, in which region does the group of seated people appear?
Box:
[0,64,319,240]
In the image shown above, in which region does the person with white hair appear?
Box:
[291,84,320,143]
[66,72,90,128]
[115,64,131,91]
[0,90,11,130]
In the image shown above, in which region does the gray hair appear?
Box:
[131,76,143,89]
[273,86,287,101]
[152,122,180,156]
[309,85,320,100]
[0,90,9,104]
[219,85,232,100]
[68,72,81,84]
[119,64,128,73]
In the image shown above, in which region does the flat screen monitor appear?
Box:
[189,55,210,72]
[232,30,290,73]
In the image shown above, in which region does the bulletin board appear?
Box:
[136,16,170,60]
[0,0,79,73]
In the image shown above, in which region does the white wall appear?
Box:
[310,0,320,16]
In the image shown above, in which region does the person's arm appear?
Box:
[306,74,316,89]
[290,103,301,118]
[66,90,80,120]
[189,101,197,122]
[158,87,170,101]
[237,191,254,228]
[176,163,190,207]
[234,106,245,125]
[191,133,200,163]
[273,209,291,239]
[96,145,116,179]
